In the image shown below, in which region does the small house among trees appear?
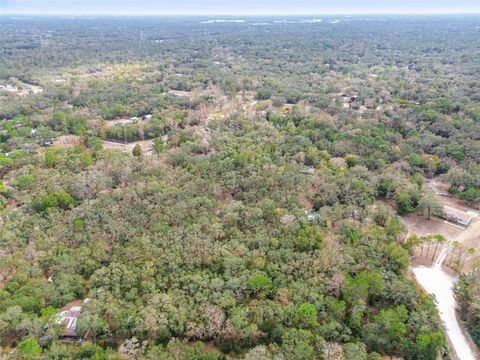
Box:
[53,299,90,339]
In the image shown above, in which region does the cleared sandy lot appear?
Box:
[53,134,83,147]
[0,82,43,96]
[102,139,155,156]
[404,178,479,266]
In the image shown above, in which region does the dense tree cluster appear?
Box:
[455,270,480,347]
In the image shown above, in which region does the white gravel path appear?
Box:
[412,247,476,360]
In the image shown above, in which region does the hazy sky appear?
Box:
[1,0,480,15]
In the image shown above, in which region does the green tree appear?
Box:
[455,269,480,346]
[362,305,409,355]
[459,188,480,202]
[17,338,42,359]
[344,342,368,360]
[246,274,273,298]
[280,328,324,360]
[0,181,9,195]
[14,174,34,190]
[415,332,445,360]
[295,303,319,329]
[417,193,442,220]
[55,190,77,209]
[152,138,165,157]
[384,243,409,273]
[86,136,104,153]
[40,306,60,323]
[0,153,14,177]
[44,147,61,168]
[296,224,323,251]
[75,342,107,359]
[343,271,385,328]
[430,234,446,261]
[255,88,271,100]
[377,178,394,198]
[32,190,76,212]
[76,314,108,340]
[395,190,417,215]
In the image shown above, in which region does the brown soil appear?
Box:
[102,139,155,156]
[53,135,83,147]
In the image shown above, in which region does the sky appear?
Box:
[1,0,480,15]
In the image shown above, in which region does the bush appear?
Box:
[255,88,272,100]
[17,338,42,359]
[459,188,480,202]
[32,190,77,212]
[15,174,34,190]
[132,143,143,157]
[395,190,418,215]
[86,136,103,152]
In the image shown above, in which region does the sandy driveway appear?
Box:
[407,177,480,359]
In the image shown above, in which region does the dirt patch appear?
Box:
[62,299,84,311]
[102,139,155,156]
[0,82,43,96]
[104,118,138,128]
[429,177,451,196]
[402,214,464,241]
[53,135,83,148]
[168,90,193,98]
[455,216,480,270]
[427,178,477,211]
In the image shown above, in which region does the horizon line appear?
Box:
[3,12,480,16]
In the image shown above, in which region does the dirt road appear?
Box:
[406,177,480,359]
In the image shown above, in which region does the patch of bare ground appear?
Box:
[103,118,136,128]
[102,139,155,156]
[421,178,480,270]
[0,82,43,96]
[427,177,479,211]
[456,216,480,270]
[402,178,480,260]
[402,213,463,241]
[52,135,83,148]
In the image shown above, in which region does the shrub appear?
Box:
[17,338,42,359]
[32,190,77,212]
[15,174,34,190]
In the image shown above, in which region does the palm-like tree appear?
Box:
[431,234,446,261]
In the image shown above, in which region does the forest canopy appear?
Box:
[1,14,480,359]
